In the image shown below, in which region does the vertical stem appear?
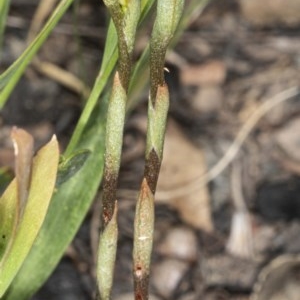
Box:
[101,0,140,226]
[133,179,154,300]
[97,202,118,300]
[133,1,184,299]
[102,72,126,226]
[97,1,140,299]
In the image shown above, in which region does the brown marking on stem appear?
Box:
[144,148,161,194]
[102,170,118,227]
[134,269,150,300]
[109,6,131,91]
[150,46,167,104]
[118,49,131,91]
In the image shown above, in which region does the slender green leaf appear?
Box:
[0,135,59,297]
[0,0,10,59]
[0,0,75,108]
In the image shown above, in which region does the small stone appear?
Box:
[273,222,300,253]
[181,60,226,86]
[190,86,223,115]
[275,117,300,162]
[253,223,277,256]
[157,227,198,262]
[152,259,189,299]
[201,254,259,290]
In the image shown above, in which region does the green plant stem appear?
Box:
[133,179,154,300]
[107,8,131,90]
[97,1,140,298]
[133,1,184,298]
[102,72,126,226]
[144,84,169,193]
[149,0,184,103]
[101,0,140,226]
[97,201,118,300]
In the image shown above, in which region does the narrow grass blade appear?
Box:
[0,0,10,59]
[0,0,75,108]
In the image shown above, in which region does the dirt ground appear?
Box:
[2,0,300,299]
